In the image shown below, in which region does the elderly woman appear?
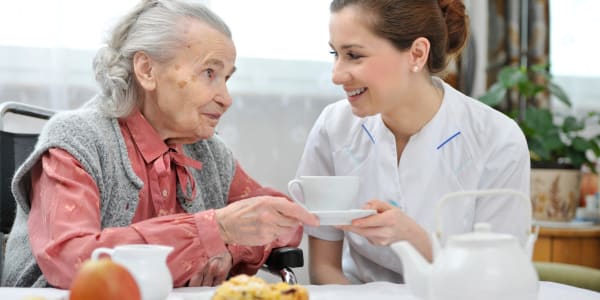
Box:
[1,0,318,288]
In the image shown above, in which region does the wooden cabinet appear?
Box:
[532,226,600,269]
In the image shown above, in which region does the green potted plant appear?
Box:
[480,64,600,221]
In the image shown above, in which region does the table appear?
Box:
[533,224,600,269]
[1,281,598,300]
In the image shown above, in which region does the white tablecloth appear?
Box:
[1,281,598,300]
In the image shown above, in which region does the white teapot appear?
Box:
[390,189,539,300]
[92,244,174,300]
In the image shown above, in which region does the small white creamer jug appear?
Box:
[92,244,174,300]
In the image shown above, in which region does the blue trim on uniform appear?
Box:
[361,123,376,144]
[436,131,461,149]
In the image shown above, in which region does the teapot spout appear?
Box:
[390,241,432,300]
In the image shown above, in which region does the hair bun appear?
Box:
[439,0,450,16]
[93,46,129,98]
[438,0,469,55]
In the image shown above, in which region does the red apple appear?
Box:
[69,258,141,300]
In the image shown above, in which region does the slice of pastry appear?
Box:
[211,274,309,300]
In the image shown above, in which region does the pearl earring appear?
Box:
[412,66,419,72]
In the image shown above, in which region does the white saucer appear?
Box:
[170,290,213,300]
[310,209,377,226]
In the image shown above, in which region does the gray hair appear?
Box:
[93,0,232,117]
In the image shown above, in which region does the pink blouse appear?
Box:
[28,110,301,289]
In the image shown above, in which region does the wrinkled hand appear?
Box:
[215,196,319,246]
[336,200,424,246]
[188,251,233,287]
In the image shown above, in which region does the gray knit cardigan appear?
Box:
[1,102,235,287]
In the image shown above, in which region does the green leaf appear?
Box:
[479,82,506,106]
[571,137,593,152]
[529,137,551,161]
[548,81,572,107]
[542,131,563,151]
[498,66,526,87]
[518,81,537,98]
[523,107,553,132]
[586,111,600,118]
[590,139,600,156]
[565,147,587,168]
[531,63,549,72]
[562,116,584,132]
[531,64,551,79]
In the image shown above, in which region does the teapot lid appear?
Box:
[448,223,516,246]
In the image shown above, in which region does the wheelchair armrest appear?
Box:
[264,247,304,271]
[262,247,304,284]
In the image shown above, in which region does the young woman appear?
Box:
[295,0,530,284]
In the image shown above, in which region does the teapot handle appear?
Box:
[435,189,536,249]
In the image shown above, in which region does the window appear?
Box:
[0,0,139,49]
[210,0,332,62]
[549,0,600,112]
[0,0,340,110]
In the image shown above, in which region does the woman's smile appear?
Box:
[345,87,368,103]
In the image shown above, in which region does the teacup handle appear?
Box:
[91,247,115,260]
[287,179,308,210]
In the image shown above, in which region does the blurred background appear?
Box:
[1,0,600,284]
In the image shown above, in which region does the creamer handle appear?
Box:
[91,247,114,260]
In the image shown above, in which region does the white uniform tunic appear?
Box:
[296,78,530,283]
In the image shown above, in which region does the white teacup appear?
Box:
[91,244,173,300]
[287,176,359,211]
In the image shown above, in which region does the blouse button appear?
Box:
[162,189,168,197]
